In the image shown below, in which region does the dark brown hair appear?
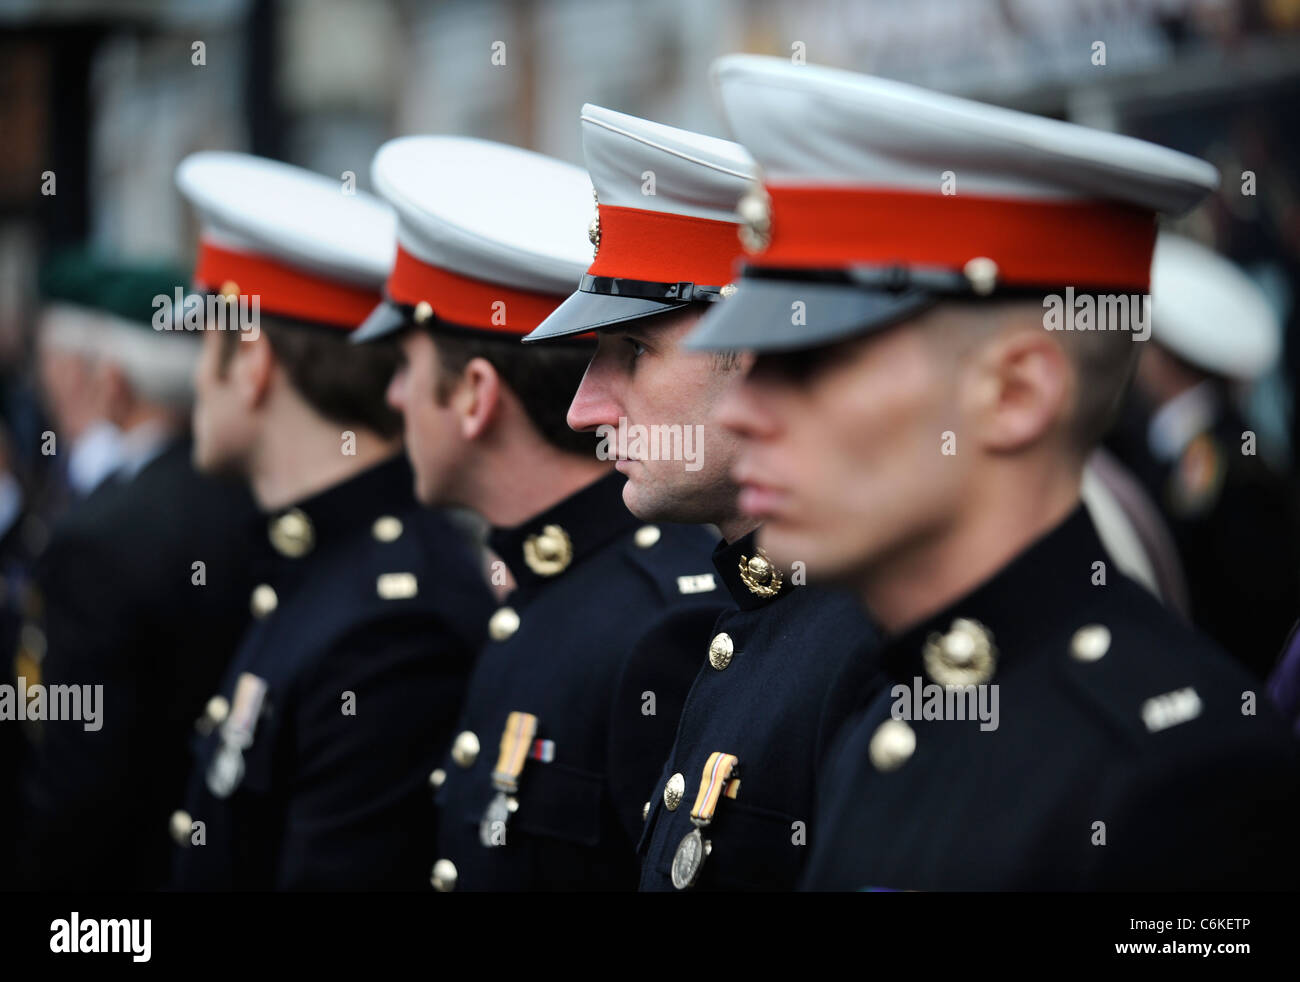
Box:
[428,328,596,456]
[218,316,403,439]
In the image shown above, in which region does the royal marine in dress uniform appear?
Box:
[686,56,1300,890]
[352,136,722,891]
[168,153,494,890]
[524,106,879,891]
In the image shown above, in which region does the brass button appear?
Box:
[451,730,480,768]
[1071,624,1111,662]
[634,525,661,549]
[922,617,996,686]
[869,719,916,772]
[250,584,278,619]
[720,283,738,299]
[429,768,446,789]
[268,507,314,558]
[738,548,782,598]
[430,858,457,892]
[488,606,520,641]
[708,632,734,671]
[523,524,572,576]
[664,772,686,810]
[413,300,434,324]
[169,809,193,847]
[372,516,404,542]
[218,280,240,300]
[206,695,229,725]
[642,800,650,822]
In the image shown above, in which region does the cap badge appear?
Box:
[738,548,782,598]
[588,189,601,258]
[523,524,573,577]
[269,507,314,558]
[923,617,997,686]
[737,185,772,254]
[963,257,1000,296]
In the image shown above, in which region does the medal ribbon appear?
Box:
[689,752,741,825]
[491,711,539,793]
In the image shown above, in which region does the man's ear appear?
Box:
[968,321,1071,454]
[234,332,276,409]
[456,355,502,441]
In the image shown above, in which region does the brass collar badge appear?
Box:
[922,617,997,687]
[269,507,314,558]
[523,524,573,577]
[738,548,782,599]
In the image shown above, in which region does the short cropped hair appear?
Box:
[218,315,403,439]
[427,329,596,456]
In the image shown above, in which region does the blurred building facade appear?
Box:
[2,0,1299,459]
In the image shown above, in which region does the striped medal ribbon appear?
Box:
[671,752,740,889]
[479,711,539,848]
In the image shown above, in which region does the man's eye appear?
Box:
[626,338,647,359]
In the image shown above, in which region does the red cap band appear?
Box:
[753,187,1156,291]
[588,205,742,286]
[194,239,380,330]
[387,245,566,335]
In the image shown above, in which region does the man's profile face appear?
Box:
[191,329,255,477]
[387,329,465,507]
[566,308,749,526]
[716,311,970,584]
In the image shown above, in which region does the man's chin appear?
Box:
[757,523,856,586]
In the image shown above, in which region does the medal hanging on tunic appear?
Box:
[479,711,539,848]
[206,672,267,799]
[671,751,740,889]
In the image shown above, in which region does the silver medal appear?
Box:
[479,791,516,848]
[671,826,710,890]
[206,741,246,799]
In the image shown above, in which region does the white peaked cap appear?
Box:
[353,136,593,342]
[524,105,756,342]
[687,55,1221,353]
[580,103,755,221]
[1150,234,1281,380]
[176,151,395,330]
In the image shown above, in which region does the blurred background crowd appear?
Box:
[1,0,1299,885]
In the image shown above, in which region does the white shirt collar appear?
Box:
[1147,381,1219,463]
[67,420,126,496]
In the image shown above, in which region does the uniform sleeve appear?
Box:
[1085,732,1300,890]
[17,534,146,889]
[273,611,474,890]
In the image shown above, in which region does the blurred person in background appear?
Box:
[1107,234,1299,678]
[35,251,131,507]
[12,252,258,890]
[167,152,493,891]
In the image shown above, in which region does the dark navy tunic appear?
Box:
[802,507,1300,891]
[170,455,492,890]
[638,531,880,891]
[432,472,723,891]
